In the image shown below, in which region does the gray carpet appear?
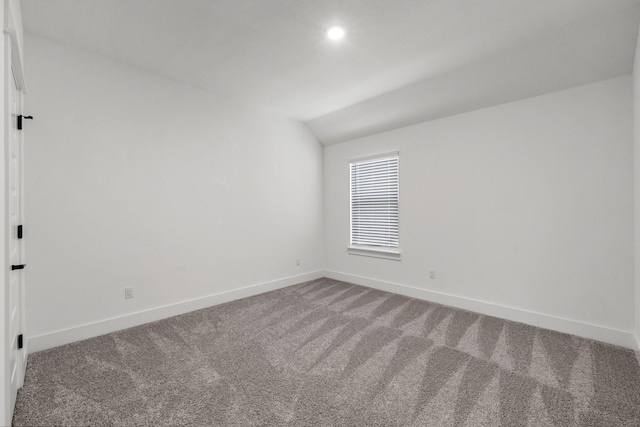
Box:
[13,278,640,426]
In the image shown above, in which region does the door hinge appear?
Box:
[17,334,23,350]
[17,225,22,239]
[11,264,25,270]
[17,115,33,130]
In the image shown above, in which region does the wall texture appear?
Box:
[325,76,635,347]
[23,35,324,349]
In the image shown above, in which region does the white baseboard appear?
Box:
[28,269,638,353]
[324,270,638,350]
[28,270,324,353]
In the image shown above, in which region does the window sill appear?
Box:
[347,246,402,261]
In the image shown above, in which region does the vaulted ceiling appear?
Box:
[21,0,640,145]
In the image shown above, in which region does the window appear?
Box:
[349,152,400,260]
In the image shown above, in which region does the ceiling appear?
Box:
[21,0,640,145]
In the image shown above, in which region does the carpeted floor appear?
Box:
[13,278,640,426]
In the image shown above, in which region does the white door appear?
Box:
[5,29,26,422]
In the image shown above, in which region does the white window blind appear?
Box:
[350,153,399,253]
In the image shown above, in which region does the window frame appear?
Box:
[348,151,401,261]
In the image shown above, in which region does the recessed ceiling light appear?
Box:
[326,24,346,41]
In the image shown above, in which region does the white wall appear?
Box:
[23,34,324,349]
[21,33,638,351]
[325,76,635,347]
[634,26,640,351]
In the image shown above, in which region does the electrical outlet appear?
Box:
[429,270,436,280]
[296,258,301,266]
[125,287,134,299]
